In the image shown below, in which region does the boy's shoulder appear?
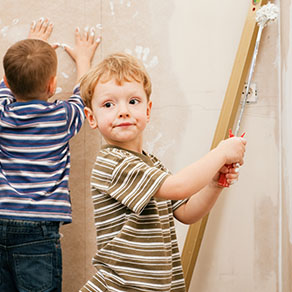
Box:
[97,145,158,166]
[0,79,15,105]
[96,145,169,174]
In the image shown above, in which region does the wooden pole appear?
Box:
[181,0,268,290]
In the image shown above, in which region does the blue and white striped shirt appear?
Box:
[0,80,85,222]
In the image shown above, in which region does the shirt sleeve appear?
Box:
[93,152,170,214]
[58,84,85,139]
[0,79,15,103]
[172,198,188,211]
[148,153,187,212]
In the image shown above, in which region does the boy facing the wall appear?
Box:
[79,53,246,292]
[0,18,100,291]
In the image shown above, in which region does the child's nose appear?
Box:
[118,104,130,118]
[119,112,130,118]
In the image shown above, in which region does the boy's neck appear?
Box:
[15,96,49,102]
[13,75,56,102]
[14,91,53,102]
[104,139,143,154]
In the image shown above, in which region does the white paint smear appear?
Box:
[12,18,19,25]
[142,47,150,62]
[55,87,62,94]
[124,48,132,55]
[133,45,159,69]
[148,56,159,68]
[1,26,9,37]
[109,1,115,15]
[62,72,69,79]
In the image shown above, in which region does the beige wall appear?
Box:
[280,0,292,291]
[0,0,284,291]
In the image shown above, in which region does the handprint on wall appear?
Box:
[125,45,158,69]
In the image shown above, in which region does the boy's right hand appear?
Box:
[64,27,101,82]
[64,27,100,65]
[217,137,246,166]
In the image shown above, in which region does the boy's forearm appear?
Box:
[75,59,91,83]
[156,148,225,200]
[174,183,223,224]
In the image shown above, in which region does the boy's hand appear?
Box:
[64,27,101,64]
[217,137,246,165]
[28,18,53,42]
[28,18,58,49]
[212,163,240,187]
[64,27,101,82]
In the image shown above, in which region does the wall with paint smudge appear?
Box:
[0,0,282,291]
[280,0,292,291]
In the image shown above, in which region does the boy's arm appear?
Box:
[155,137,246,201]
[173,165,239,224]
[28,19,100,84]
[64,27,101,84]
[0,78,15,101]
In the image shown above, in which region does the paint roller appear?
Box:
[218,2,279,187]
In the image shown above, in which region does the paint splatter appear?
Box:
[148,56,159,69]
[135,45,144,59]
[109,1,115,15]
[124,48,132,55]
[12,18,19,25]
[126,45,159,69]
[0,26,9,37]
[142,47,150,62]
[109,0,135,17]
[62,72,69,79]
[145,132,175,158]
[55,87,62,94]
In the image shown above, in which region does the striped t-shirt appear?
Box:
[0,80,85,222]
[81,145,186,292]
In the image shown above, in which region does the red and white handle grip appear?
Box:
[218,129,245,187]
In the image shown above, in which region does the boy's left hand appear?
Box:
[213,163,241,187]
[28,18,58,49]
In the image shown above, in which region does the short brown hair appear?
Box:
[3,39,57,99]
[80,53,152,108]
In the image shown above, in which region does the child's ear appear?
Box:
[146,100,152,122]
[3,76,10,88]
[48,76,57,96]
[84,107,98,129]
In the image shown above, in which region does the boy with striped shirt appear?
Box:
[80,53,246,292]
[0,18,100,291]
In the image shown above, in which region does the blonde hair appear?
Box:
[3,39,57,99]
[80,53,152,108]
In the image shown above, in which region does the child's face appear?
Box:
[85,78,152,153]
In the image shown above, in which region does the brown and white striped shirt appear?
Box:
[81,145,186,292]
